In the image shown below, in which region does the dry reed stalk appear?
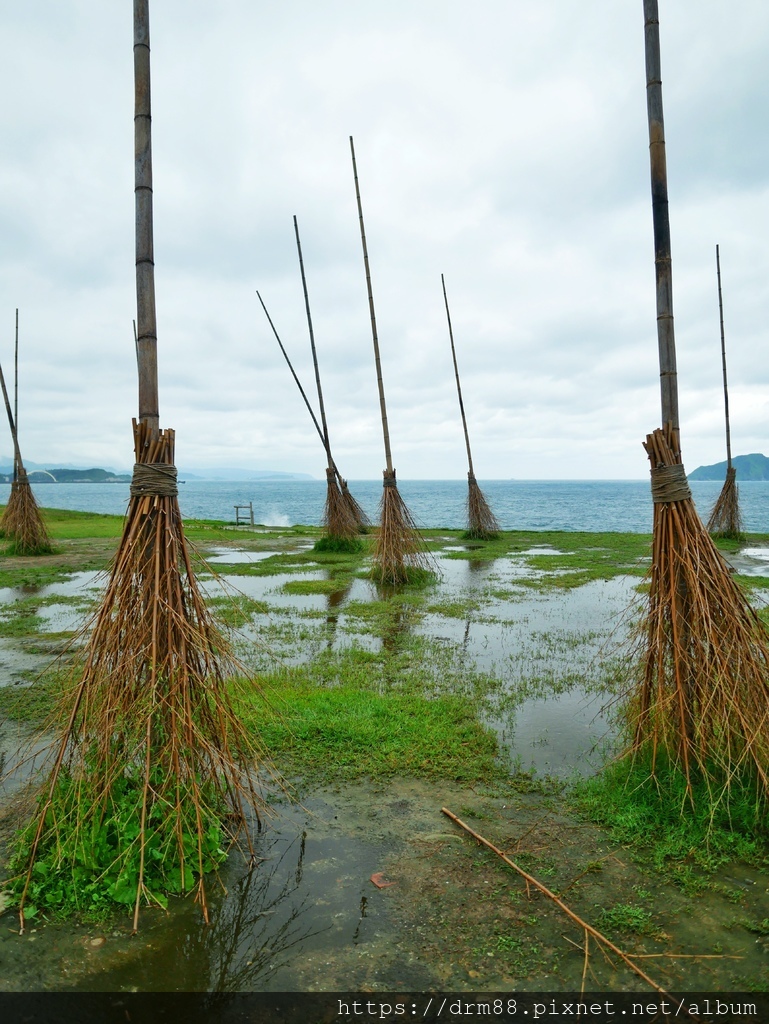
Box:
[635,426,769,803]
[340,479,371,533]
[442,808,674,997]
[16,420,267,933]
[706,465,743,539]
[373,472,434,586]
[466,473,500,540]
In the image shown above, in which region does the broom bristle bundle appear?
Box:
[1,470,53,555]
[320,468,360,546]
[340,479,370,533]
[632,427,769,807]
[465,474,500,540]
[372,474,435,586]
[15,420,268,931]
[706,465,743,539]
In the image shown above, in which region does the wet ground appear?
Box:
[2,777,768,993]
[1,535,768,992]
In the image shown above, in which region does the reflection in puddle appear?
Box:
[65,796,405,993]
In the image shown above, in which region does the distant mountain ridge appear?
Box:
[0,458,316,483]
[689,453,769,481]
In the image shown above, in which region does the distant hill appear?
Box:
[27,468,131,483]
[689,453,769,481]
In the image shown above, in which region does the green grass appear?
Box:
[237,667,504,784]
[596,902,655,936]
[572,753,769,879]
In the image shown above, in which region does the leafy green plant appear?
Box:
[7,762,229,920]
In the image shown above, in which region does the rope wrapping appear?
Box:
[382,470,397,488]
[650,463,691,504]
[130,462,178,497]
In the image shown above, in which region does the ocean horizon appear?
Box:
[3,477,769,535]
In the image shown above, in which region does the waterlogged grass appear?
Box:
[3,511,769,858]
[572,754,769,879]
[237,667,504,784]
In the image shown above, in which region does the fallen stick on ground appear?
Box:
[441,807,671,997]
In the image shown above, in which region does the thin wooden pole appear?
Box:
[13,309,18,483]
[716,244,732,470]
[0,358,24,475]
[644,0,679,453]
[256,290,345,486]
[134,0,159,438]
[441,275,475,478]
[442,808,672,997]
[350,136,393,475]
[293,216,334,474]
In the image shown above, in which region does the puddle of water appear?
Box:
[520,547,568,556]
[0,789,437,993]
[728,547,769,578]
[204,548,276,565]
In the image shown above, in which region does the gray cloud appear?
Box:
[1,1,767,480]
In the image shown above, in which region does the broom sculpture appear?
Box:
[633,0,769,809]
[349,136,433,585]
[15,0,265,933]
[706,244,743,539]
[441,274,500,540]
[256,290,368,540]
[0,322,52,555]
[294,215,369,544]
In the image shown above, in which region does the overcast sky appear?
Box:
[1,1,767,480]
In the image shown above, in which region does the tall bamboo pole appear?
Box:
[0,359,24,476]
[633,0,769,810]
[716,244,732,470]
[442,275,475,477]
[13,309,18,482]
[350,136,393,476]
[294,217,333,475]
[644,0,679,451]
[134,0,159,438]
[256,290,337,470]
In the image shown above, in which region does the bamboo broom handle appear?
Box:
[441,274,475,478]
[13,308,18,482]
[0,358,24,474]
[256,290,343,485]
[134,0,159,437]
[350,136,394,476]
[294,216,334,473]
[716,244,732,471]
[644,0,679,452]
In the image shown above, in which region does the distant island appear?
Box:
[27,468,132,484]
[0,461,316,484]
[689,453,769,481]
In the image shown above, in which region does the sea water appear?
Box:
[2,477,769,533]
